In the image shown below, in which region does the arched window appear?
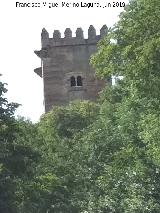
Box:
[77,76,82,86]
[70,76,76,87]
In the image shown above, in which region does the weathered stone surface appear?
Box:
[100,25,108,38]
[34,26,107,112]
[53,30,61,40]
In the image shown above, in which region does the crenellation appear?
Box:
[41,28,49,48]
[88,25,96,39]
[76,28,84,39]
[41,25,108,48]
[53,30,61,40]
[100,25,108,38]
[64,28,72,38]
[41,28,49,39]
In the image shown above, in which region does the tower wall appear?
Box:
[34,25,108,112]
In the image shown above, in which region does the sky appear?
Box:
[0,0,129,122]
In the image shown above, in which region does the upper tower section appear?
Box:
[35,25,108,55]
[34,25,108,112]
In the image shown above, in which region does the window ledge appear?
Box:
[69,86,86,91]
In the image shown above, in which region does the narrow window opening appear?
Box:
[70,76,76,87]
[77,76,82,86]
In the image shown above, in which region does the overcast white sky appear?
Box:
[0,0,128,122]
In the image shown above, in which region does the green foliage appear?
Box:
[91,0,160,98]
[0,81,20,212]
[1,0,160,212]
[0,80,40,212]
[35,101,99,212]
[88,0,160,212]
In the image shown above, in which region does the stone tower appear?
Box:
[34,25,108,112]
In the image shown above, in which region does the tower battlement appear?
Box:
[41,25,108,48]
[34,25,108,112]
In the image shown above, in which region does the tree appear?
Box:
[35,101,99,212]
[28,1,160,211]
[87,0,160,212]
[0,80,20,212]
[0,79,40,212]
